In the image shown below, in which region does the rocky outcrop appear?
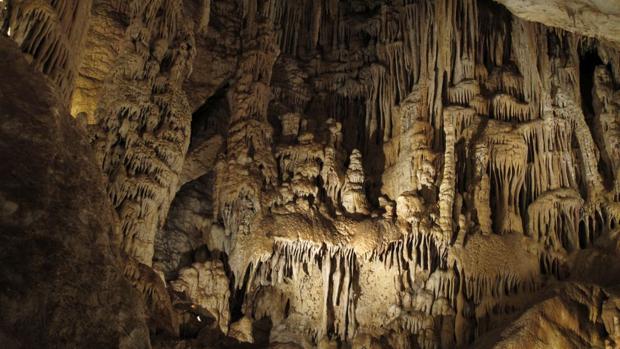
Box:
[183,0,241,111]
[71,0,127,122]
[0,36,149,348]
[475,283,620,349]
[171,261,231,333]
[495,0,620,47]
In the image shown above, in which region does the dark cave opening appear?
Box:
[189,83,230,149]
[579,48,615,191]
[579,49,603,118]
[230,262,252,324]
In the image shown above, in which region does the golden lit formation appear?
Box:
[1,1,620,348]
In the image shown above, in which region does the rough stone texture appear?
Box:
[496,0,620,46]
[0,36,149,348]
[154,174,214,279]
[91,0,195,266]
[228,316,254,343]
[4,0,92,105]
[170,261,230,333]
[4,0,620,348]
[183,0,241,111]
[71,0,126,122]
[475,283,620,349]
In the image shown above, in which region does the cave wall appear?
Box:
[3,0,92,105]
[181,0,620,347]
[2,0,620,348]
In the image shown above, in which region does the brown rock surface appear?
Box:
[3,0,620,348]
[0,36,149,348]
[495,0,620,46]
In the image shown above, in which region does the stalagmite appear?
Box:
[342,149,370,215]
[439,109,457,241]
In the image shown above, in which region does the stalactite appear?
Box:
[240,241,359,341]
[446,80,480,106]
[528,189,583,252]
[93,0,195,265]
[6,0,92,104]
[520,118,578,205]
[510,18,543,118]
[484,126,528,234]
[439,109,457,241]
[491,94,535,122]
[192,1,620,347]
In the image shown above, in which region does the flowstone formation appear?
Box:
[3,0,620,348]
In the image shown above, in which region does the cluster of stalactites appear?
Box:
[520,118,579,205]
[527,189,583,253]
[373,228,446,280]
[462,271,539,330]
[206,1,620,347]
[241,240,358,341]
[93,0,194,265]
[214,1,280,247]
[4,0,92,104]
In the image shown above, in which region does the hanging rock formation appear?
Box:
[3,0,620,348]
[495,0,620,46]
[91,0,196,266]
[3,0,91,105]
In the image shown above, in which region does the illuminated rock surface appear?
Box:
[2,0,620,348]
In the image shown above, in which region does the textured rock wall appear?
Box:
[0,35,149,348]
[92,0,195,266]
[172,0,620,347]
[3,0,620,348]
[495,0,620,47]
[2,0,92,105]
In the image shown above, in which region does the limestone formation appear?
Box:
[3,0,91,105]
[342,149,371,215]
[4,0,620,348]
[495,0,620,46]
[91,0,196,266]
[171,261,230,334]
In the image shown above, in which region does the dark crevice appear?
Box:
[230,260,252,323]
[190,83,230,150]
[579,49,603,118]
[579,49,615,190]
